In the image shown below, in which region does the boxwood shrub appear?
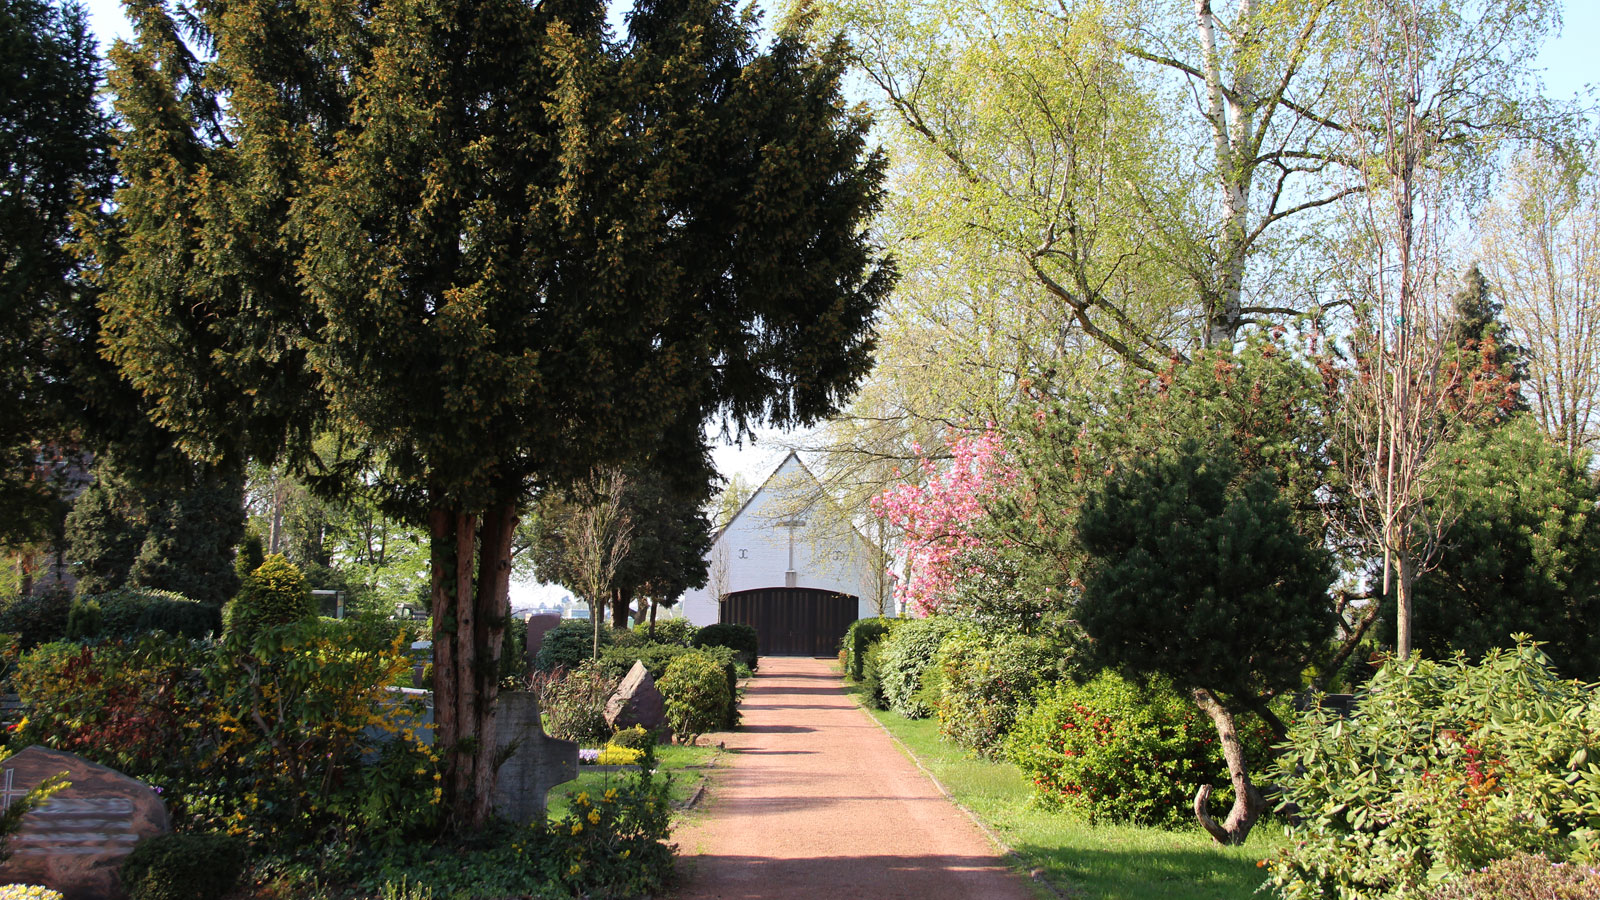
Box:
[222,555,314,643]
[658,649,732,744]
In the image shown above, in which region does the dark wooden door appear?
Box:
[720,588,858,657]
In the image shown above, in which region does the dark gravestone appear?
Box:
[604,661,670,736]
[375,689,578,823]
[526,614,560,661]
[0,746,170,900]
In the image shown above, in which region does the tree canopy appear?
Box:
[0,0,112,548]
[94,0,892,826]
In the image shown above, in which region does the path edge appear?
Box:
[844,674,1076,900]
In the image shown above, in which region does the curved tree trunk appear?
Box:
[1190,687,1265,845]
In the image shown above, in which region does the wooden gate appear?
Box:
[719,588,858,657]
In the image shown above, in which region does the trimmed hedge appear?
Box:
[535,619,614,672]
[842,617,893,681]
[0,589,70,650]
[693,623,757,670]
[634,617,697,648]
[659,650,732,745]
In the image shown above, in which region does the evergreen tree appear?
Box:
[0,0,113,547]
[1076,444,1334,845]
[94,0,890,826]
[65,454,246,603]
[1447,264,1527,413]
[1409,416,1600,678]
[63,455,146,595]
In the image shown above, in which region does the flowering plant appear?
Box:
[870,427,1013,615]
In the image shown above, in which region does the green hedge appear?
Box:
[692,623,757,670]
[877,616,957,718]
[121,832,245,900]
[935,624,1065,757]
[535,619,613,672]
[842,617,893,681]
[0,589,70,650]
[634,617,697,648]
[658,650,732,745]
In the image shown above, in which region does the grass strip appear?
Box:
[852,684,1285,900]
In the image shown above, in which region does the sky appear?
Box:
[69,0,1599,605]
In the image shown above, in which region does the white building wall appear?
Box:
[675,454,889,627]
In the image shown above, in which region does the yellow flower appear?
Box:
[570,823,583,835]
[574,792,589,807]
[568,864,581,876]
[603,788,618,802]
[587,810,600,824]
[621,849,630,859]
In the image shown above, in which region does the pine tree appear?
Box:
[1075,443,1334,845]
[95,0,891,826]
[1410,417,1600,678]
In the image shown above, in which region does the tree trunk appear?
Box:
[1394,552,1416,659]
[648,597,658,641]
[1190,687,1265,845]
[429,498,519,830]
[611,586,632,629]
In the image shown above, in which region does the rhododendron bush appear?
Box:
[870,428,1013,615]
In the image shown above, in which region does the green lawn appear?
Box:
[545,742,719,822]
[857,694,1286,900]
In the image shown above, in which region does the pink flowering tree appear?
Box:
[870,428,1014,616]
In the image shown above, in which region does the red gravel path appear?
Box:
[670,657,1036,900]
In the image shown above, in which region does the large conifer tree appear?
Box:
[94,0,891,825]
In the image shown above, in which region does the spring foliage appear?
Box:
[1267,641,1600,900]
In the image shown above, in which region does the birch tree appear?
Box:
[1332,0,1557,660]
[1480,147,1600,457]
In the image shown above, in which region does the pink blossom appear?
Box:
[870,427,1014,615]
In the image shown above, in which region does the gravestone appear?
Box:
[525,614,560,661]
[604,661,670,737]
[0,746,170,900]
[376,689,577,823]
[493,692,578,824]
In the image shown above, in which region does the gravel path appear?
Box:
[670,657,1036,900]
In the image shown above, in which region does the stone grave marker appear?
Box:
[0,746,169,900]
[375,690,577,823]
[525,613,560,661]
[604,660,670,738]
[493,692,579,824]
